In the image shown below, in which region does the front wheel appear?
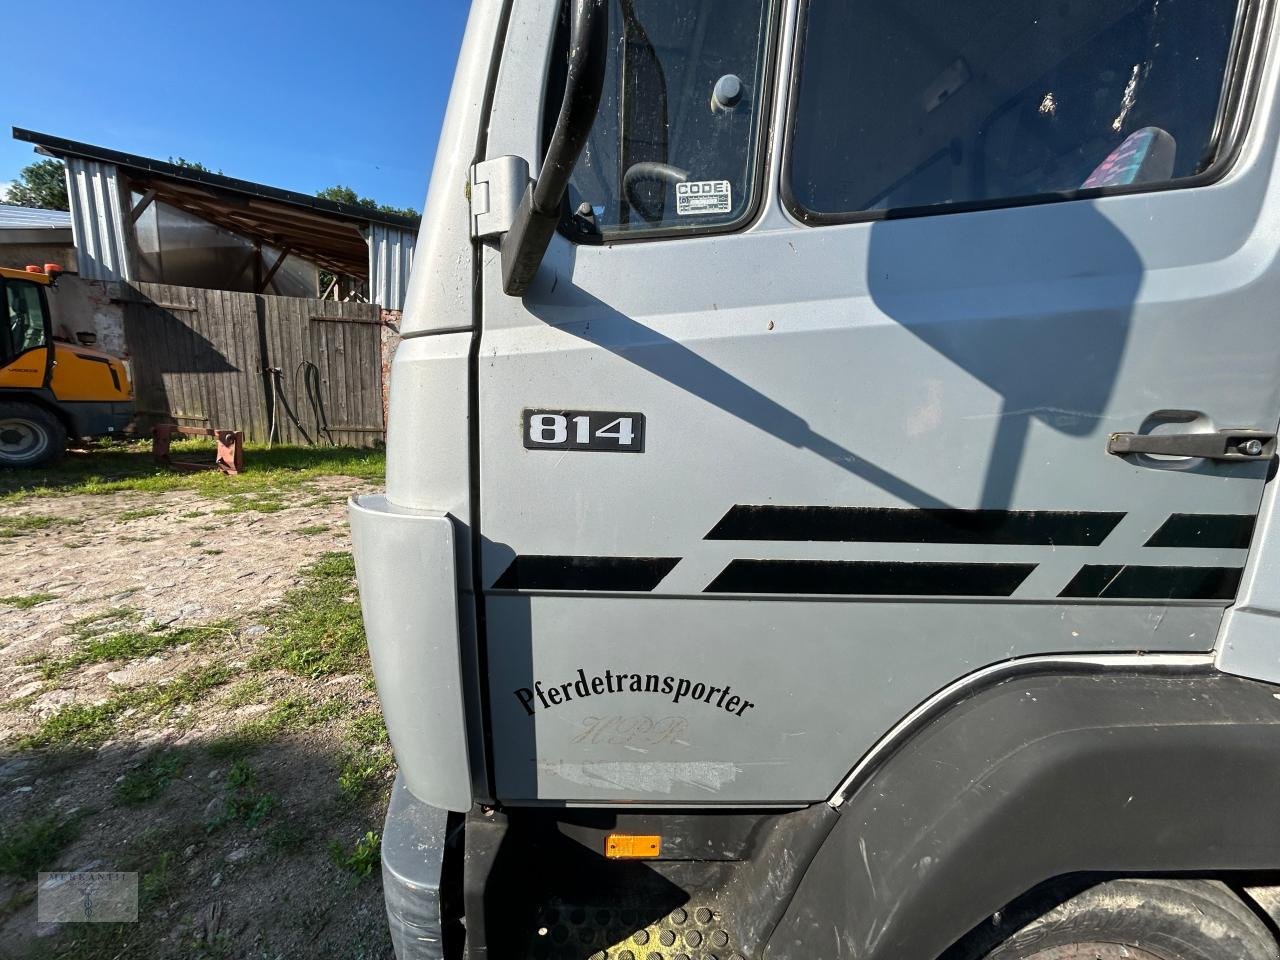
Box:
[980,879,1278,960]
[0,401,67,467]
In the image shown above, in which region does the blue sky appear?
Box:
[0,0,471,213]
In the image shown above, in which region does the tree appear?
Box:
[316,184,419,221]
[168,157,222,174]
[3,159,68,211]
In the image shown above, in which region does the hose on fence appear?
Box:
[263,362,334,448]
[296,360,334,446]
[267,367,314,447]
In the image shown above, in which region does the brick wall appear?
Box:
[380,310,402,430]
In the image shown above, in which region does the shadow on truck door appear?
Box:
[525,195,1140,514]
[864,199,1140,508]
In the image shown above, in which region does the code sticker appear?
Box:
[676,180,732,215]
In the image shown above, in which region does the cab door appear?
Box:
[476,0,1280,803]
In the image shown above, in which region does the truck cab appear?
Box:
[0,265,133,466]
[352,1,1280,957]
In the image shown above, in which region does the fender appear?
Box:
[764,658,1280,960]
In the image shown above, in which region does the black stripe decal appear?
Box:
[1059,565,1243,600]
[704,560,1035,596]
[1145,514,1256,549]
[74,352,122,392]
[706,506,1124,546]
[492,556,679,592]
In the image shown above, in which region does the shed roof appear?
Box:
[0,204,73,230]
[14,128,419,277]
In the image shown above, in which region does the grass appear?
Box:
[117,751,186,805]
[212,493,287,515]
[16,664,234,750]
[118,507,165,521]
[296,524,329,536]
[328,830,380,880]
[347,711,390,747]
[67,606,139,637]
[0,440,384,505]
[0,813,82,878]
[0,514,84,538]
[219,677,267,709]
[254,552,367,678]
[336,711,394,803]
[208,695,347,760]
[337,750,394,802]
[0,592,59,609]
[205,761,274,832]
[39,621,235,680]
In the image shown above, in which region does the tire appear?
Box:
[0,401,67,467]
[979,878,1279,960]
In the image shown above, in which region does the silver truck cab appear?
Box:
[352,0,1280,957]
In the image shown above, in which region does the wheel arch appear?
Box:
[0,389,76,435]
[763,662,1280,960]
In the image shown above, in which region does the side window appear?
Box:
[547,0,776,240]
[787,0,1248,220]
[1,280,49,363]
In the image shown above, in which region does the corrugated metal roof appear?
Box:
[0,204,72,229]
[367,223,417,311]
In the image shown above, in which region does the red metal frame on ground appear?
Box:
[152,424,244,475]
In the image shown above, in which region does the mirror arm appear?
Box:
[501,0,610,296]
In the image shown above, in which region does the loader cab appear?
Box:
[0,269,53,371]
[353,1,1280,958]
[0,266,133,466]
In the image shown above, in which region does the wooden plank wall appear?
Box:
[123,282,385,447]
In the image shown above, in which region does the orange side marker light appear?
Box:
[604,834,661,859]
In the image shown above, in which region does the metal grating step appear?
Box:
[528,901,744,960]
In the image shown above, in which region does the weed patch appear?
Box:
[337,750,394,803]
[336,711,394,804]
[117,751,186,805]
[0,592,58,609]
[0,814,81,878]
[328,830,380,880]
[253,552,367,677]
[296,525,329,536]
[16,664,233,749]
[0,514,83,537]
[207,696,346,760]
[40,621,234,680]
[213,493,286,515]
[68,607,139,637]
[118,507,165,521]
[205,762,274,831]
[219,677,267,709]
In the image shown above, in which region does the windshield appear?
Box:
[547,0,775,240]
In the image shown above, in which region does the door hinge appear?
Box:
[470,156,530,240]
[1107,429,1277,461]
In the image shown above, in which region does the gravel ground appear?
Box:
[0,472,396,959]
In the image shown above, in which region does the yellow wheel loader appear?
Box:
[0,265,132,467]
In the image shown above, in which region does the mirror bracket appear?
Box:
[499,0,610,296]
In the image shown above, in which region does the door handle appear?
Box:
[1107,428,1276,461]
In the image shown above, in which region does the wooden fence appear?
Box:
[121,282,386,447]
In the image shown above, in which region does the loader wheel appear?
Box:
[0,402,66,467]
[980,879,1278,960]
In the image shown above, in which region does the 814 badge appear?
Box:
[522,410,645,452]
